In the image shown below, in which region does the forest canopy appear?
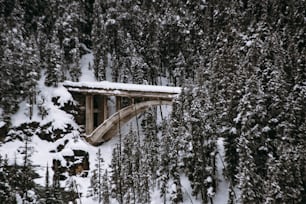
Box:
[0,0,305,203]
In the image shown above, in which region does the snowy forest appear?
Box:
[0,0,305,203]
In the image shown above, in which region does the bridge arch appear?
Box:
[85,100,172,146]
[63,81,181,145]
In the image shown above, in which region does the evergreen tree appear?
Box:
[101,170,110,204]
[45,163,50,198]
[171,52,186,86]
[110,144,124,204]
[0,154,16,203]
[264,145,303,203]
[121,127,137,203]
[238,136,262,204]
[52,162,63,203]
[44,31,63,87]
[90,148,104,202]
[236,76,266,203]
[55,0,83,82]
[65,176,78,203]
[141,108,159,183]
[20,128,36,203]
[167,97,185,203]
[182,85,217,202]
[159,120,171,204]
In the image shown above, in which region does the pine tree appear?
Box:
[170,167,183,204]
[52,162,63,203]
[101,170,110,204]
[264,145,303,204]
[39,163,59,204]
[181,85,217,202]
[90,148,104,202]
[0,154,16,203]
[167,97,185,203]
[44,32,63,87]
[65,176,78,203]
[92,0,107,81]
[0,16,26,119]
[159,120,171,204]
[171,52,186,86]
[54,0,82,82]
[141,108,159,183]
[121,127,137,203]
[138,158,151,204]
[236,76,266,203]
[20,128,36,203]
[238,130,266,204]
[23,36,40,120]
[110,144,124,204]
[37,94,49,120]
[45,163,50,199]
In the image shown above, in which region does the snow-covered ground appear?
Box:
[0,52,232,203]
[214,138,229,204]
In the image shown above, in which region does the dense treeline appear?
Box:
[0,0,305,203]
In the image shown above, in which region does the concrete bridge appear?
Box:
[63,81,181,146]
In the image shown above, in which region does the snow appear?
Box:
[63,80,182,94]
[105,19,116,26]
[207,186,215,197]
[180,175,202,204]
[11,72,78,131]
[10,100,30,127]
[0,121,5,128]
[246,40,253,47]
[41,99,76,131]
[230,127,237,134]
[0,48,231,204]
[213,138,230,204]
[53,85,75,107]
[66,139,90,152]
[79,53,96,82]
[53,153,67,166]
[206,176,213,183]
[61,148,74,156]
[262,126,271,132]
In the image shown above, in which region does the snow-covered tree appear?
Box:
[110,144,124,204]
[0,154,16,203]
[141,108,159,183]
[90,148,104,202]
[101,170,110,204]
[159,120,171,204]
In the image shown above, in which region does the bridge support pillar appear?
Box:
[116,96,122,111]
[98,96,108,124]
[85,94,94,135]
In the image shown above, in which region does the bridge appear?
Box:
[63,81,181,146]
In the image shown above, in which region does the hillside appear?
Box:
[0,1,305,204]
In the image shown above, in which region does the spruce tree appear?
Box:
[264,145,303,203]
[101,170,110,204]
[141,108,159,184]
[45,163,50,198]
[44,32,63,87]
[52,162,63,203]
[110,144,124,204]
[121,127,137,203]
[20,128,36,203]
[159,120,171,204]
[0,154,16,203]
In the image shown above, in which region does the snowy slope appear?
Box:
[0,51,231,204]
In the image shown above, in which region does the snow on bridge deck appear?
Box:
[63,81,181,99]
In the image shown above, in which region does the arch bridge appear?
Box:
[63,81,181,146]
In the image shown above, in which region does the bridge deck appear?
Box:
[63,81,181,99]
